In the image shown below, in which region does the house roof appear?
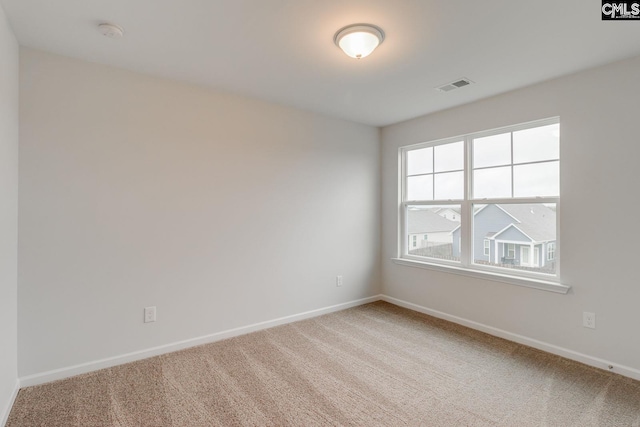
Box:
[452,203,556,241]
[408,209,459,234]
[434,207,461,215]
[494,204,556,242]
[492,224,535,243]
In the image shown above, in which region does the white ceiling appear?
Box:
[3,0,640,127]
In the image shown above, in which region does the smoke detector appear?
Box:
[98,23,124,39]
[436,78,473,93]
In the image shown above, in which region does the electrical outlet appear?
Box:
[144,306,156,323]
[583,312,595,329]
[336,275,343,287]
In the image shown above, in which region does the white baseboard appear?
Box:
[1,379,20,427]
[380,294,640,382]
[18,293,640,390]
[19,295,381,388]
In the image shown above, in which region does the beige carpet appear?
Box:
[7,301,640,426]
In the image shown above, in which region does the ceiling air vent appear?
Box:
[436,78,473,93]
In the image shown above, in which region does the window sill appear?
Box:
[391,258,570,294]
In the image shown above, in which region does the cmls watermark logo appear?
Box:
[602,1,640,19]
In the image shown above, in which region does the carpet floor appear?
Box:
[7,301,640,426]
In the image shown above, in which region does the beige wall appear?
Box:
[382,55,640,373]
[0,2,19,423]
[18,48,381,377]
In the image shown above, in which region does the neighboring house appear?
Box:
[408,209,459,252]
[452,204,556,269]
[434,207,461,222]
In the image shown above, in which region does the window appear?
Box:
[412,235,417,248]
[399,118,560,285]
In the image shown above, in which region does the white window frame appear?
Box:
[506,243,515,259]
[547,242,556,260]
[394,117,568,294]
[483,239,490,256]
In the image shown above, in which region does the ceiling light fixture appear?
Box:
[334,24,384,59]
[98,23,124,39]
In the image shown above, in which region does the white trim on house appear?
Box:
[520,245,538,267]
[491,223,534,242]
[474,203,520,224]
[380,295,640,382]
[449,200,525,236]
[506,242,516,259]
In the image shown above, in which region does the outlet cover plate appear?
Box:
[144,306,156,323]
[583,312,596,329]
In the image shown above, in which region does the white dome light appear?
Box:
[334,24,385,59]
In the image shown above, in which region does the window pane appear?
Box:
[513,161,559,197]
[434,141,463,172]
[513,124,559,164]
[407,147,433,176]
[473,133,511,168]
[407,175,433,201]
[435,171,464,200]
[472,203,556,274]
[473,166,511,199]
[407,205,461,262]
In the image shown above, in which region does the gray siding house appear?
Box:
[452,204,556,270]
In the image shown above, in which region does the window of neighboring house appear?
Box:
[424,234,428,240]
[506,243,515,259]
[412,235,417,248]
[398,118,561,288]
[547,242,556,260]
